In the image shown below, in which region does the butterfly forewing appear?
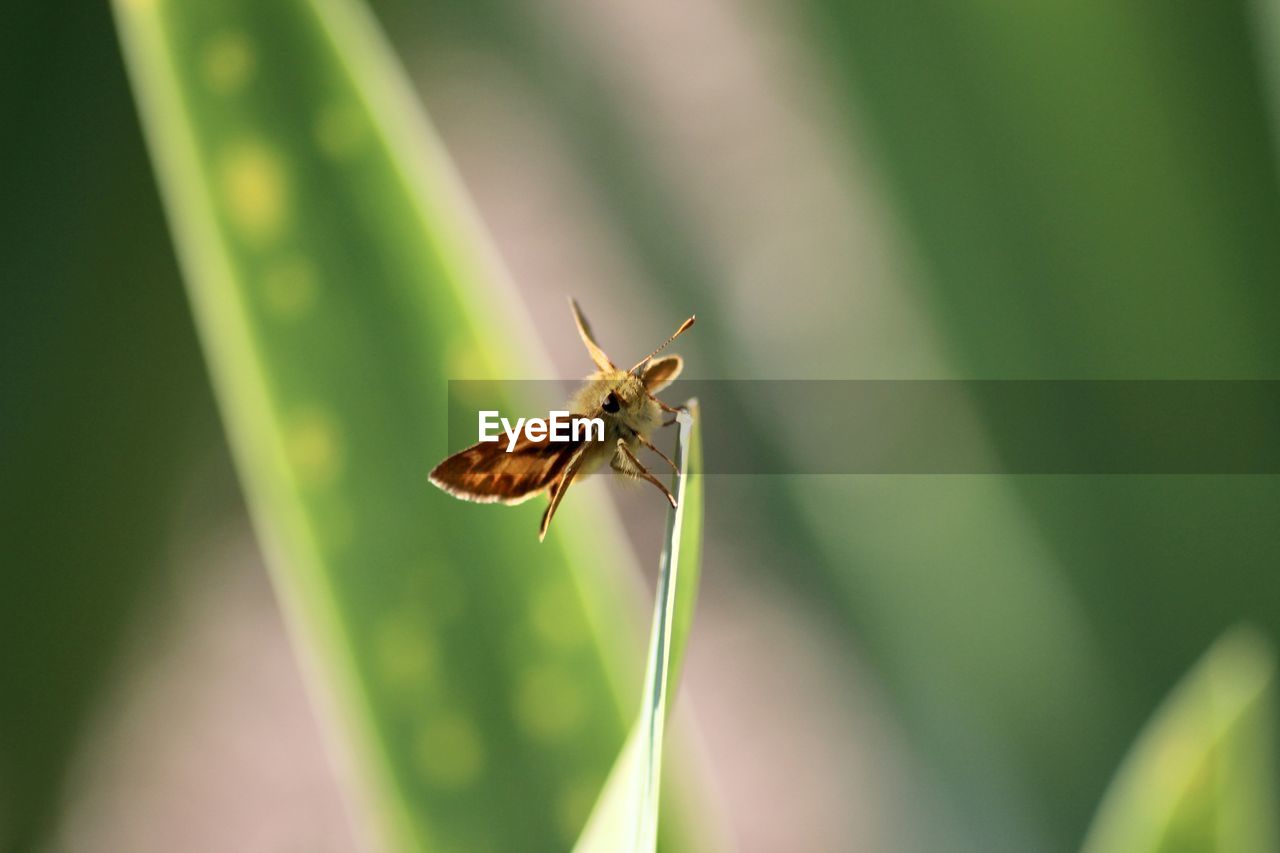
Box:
[429,431,585,505]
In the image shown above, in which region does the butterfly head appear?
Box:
[567,299,692,435]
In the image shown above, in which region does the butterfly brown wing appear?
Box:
[430,431,584,505]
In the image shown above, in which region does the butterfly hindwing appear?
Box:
[570,298,617,372]
[641,355,682,393]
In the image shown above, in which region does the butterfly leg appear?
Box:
[614,440,676,507]
[539,449,587,542]
[652,396,686,416]
[636,433,678,474]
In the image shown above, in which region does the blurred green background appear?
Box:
[4,0,1280,851]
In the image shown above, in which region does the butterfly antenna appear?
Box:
[630,315,695,375]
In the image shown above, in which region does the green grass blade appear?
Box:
[1082,627,1277,853]
[575,400,703,853]
[111,0,651,849]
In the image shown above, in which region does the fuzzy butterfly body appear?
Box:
[429,300,694,540]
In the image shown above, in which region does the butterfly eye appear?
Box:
[601,391,621,414]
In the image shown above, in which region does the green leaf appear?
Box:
[794,2,1280,847]
[575,400,704,853]
[0,7,214,846]
[1083,627,1278,853]
[1251,0,1280,149]
[110,0,665,849]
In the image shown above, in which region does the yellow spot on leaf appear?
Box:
[286,408,342,486]
[315,102,367,160]
[374,613,438,691]
[262,255,317,317]
[415,712,484,788]
[407,568,466,624]
[203,32,254,95]
[513,662,586,742]
[221,141,286,243]
[531,583,584,651]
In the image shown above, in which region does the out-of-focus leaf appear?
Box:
[1254,0,1280,159]
[111,0,680,848]
[575,401,703,853]
[796,0,1280,847]
[1083,627,1277,853]
[0,3,214,850]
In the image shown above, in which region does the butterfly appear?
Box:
[429,299,694,540]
